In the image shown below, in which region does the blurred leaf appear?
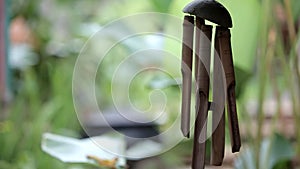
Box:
[16,152,36,169]
[41,133,126,167]
[0,161,15,169]
[146,77,180,90]
[273,161,292,169]
[291,0,300,21]
[126,140,162,159]
[234,147,256,169]
[260,133,295,169]
[234,133,294,169]
[150,0,173,12]
[235,66,253,99]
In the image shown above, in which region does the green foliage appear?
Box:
[0,60,83,169]
[150,0,174,13]
[2,1,184,168]
[234,133,295,169]
[235,66,253,99]
[3,0,300,168]
[291,0,300,21]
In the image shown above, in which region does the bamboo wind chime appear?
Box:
[180,0,241,168]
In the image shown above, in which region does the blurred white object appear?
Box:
[42,132,165,165]
[41,133,126,167]
[10,44,38,70]
[126,140,163,160]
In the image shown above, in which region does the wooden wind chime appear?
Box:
[180,0,241,168]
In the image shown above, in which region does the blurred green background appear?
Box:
[1,0,300,168]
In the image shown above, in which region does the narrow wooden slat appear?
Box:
[194,18,205,82]
[192,19,212,169]
[211,28,225,166]
[216,26,241,153]
[181,15,195,138]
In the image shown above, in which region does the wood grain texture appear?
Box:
[216,26,241,153]
[181,15,195,138]
[192,20,212,169]
[211,29,225,166]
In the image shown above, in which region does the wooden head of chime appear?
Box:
[180,0,241,168]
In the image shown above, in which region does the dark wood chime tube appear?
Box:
[181,15,194,138]
[180,0,241,168]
